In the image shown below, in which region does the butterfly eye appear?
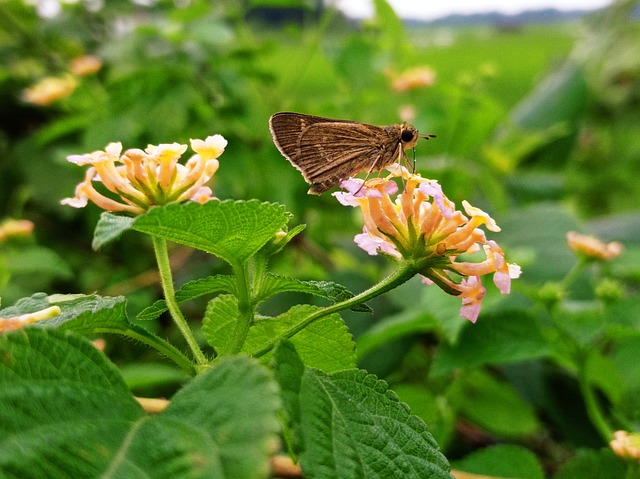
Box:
[401,128,416,143]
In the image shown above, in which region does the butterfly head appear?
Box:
[400,123,436,150]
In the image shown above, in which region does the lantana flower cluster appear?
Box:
[61,135,227,214]
[610,430,640,462]
[566,231,623,261]
[334,167,520,323]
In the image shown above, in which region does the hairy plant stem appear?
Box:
[229,262,254,354]
[152,235,208,366]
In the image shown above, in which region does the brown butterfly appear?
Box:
[269,112,435,194]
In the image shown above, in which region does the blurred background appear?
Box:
[1,0,640,471]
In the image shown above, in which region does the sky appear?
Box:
[332,0,613,21]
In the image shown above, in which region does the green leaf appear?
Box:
[392,384,456,451]
[298,368,452,479]
[2,245,72,278]
[156,356,282,479]
[0,329,144,477]
[257,305,355,372]
[510,62,588,130]
[132,200,290,266]
[0,330,281,479]
[1,293,194,375]
[137,275,236,321]
[553,449,626,479]
[499,204,581,283]
[203,297,356,372]
[454,370,539,438]
[453,445,544,479]
[257,274,372,313]
[120,362,189,391]
[257,223,306,258]
[202,294,238,357]
[372,0,409,57]
[92,212,136,250]
[272,340,305,453]
[432,310,548,375]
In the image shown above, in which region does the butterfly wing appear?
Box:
[269,113,402,194]
[269,112,355,160]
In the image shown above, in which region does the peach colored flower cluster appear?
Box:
[566,231,623,261]
[69,55,102,76]
[0,219,34,242]
[22,74,77,106]
[610,430,640,462]
[61,135,227,214]
[391,66,436,92]
[334,168,520,323]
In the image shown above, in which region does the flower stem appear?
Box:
[577,351,615,442]
[152,235,208,366]
[250,261,417,358]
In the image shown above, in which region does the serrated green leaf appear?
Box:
[272,340,305,451]
[102,417,226,478]
[454,369,539,438]
[260,305,355,372]
[0,331,281,479]
[202,294,238,356]
[299,368,452,479]
[0,329,144,477]
[155,356,281,479]
[136,299,172,321]
[132,200,290,266]
[92,212,136,250]
[432,310,547,375]
[0,293,130,333]
[137,275,235,321]
[203,297,356,372]
[0,292,53,317]
[1,293,194,375]
[257,274,372,312]
[453,445,544,479]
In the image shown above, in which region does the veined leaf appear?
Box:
[1,293,194,375]
[137,275,236,321]
[203,297,356,372]
[0,329,281,479]
[298,368,452,479]
[257,274,372,313]
[132,200,290,266]
[92,212,136,250]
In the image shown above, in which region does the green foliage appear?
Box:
[0,329,281,479]
[2,0,640,476]
[273,342,452,479]
[133,200,290,267]
[453,444,545,479]
[553,449,627,479]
